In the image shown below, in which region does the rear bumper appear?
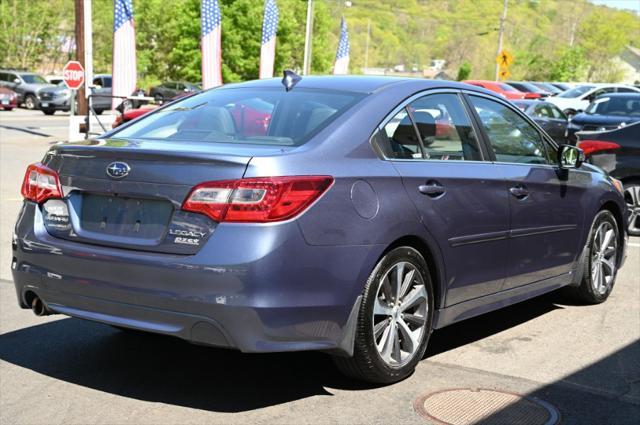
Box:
[11,202,378,354]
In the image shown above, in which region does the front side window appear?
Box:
[549,105,566,120]
[470,96,551,164]
[114,87,364,146]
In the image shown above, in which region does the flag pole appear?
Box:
[303,0,314,75]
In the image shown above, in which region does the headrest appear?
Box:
[412,111,436,140]
[392,115,420,145]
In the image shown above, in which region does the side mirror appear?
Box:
[558,144,585,169]
[13,78,20,84]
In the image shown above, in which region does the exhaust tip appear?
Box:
[30,296,52,316]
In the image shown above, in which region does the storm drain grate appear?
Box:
[413,388,560,425]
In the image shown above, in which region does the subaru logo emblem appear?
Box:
[106,161,130,179]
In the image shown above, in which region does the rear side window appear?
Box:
[373,93,482,161]
[469,96,551,164]
[114,88,363,146]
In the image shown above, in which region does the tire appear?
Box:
[154,93,164,104]
[42,109,55,115]
[24,94,37,110]
[569,210,620,304]
[623,181,640,236]
[332,246,434,384]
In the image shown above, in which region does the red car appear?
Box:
[112,105,155,128]
[0,87,18,111]
[462,80,534,100]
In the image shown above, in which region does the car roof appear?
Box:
[221,75,482,95]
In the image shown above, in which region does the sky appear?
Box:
[590,0,640,14]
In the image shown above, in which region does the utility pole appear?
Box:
[84,0,93,103]
[302,0,314,75]
[74,0,87,115]
[494,0,508,81]
[364,18,371,70]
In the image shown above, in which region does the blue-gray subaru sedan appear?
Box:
[11,75,628,383]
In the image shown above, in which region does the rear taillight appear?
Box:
[524,93,540,99]
[577,140,621,157]
[182,176,333,223]
[21,163,63,203]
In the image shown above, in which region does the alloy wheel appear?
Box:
[372,261,428,368]
[624,185,640,235]
[591,221,617,295]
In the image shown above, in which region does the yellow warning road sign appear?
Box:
[499,68,511,80]
[496,50,514,68]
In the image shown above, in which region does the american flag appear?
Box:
[259,0,279,79]
[201,0,223,89]
[333,17,350,75]
[112,0,137,110]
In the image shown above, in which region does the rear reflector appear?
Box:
[182,176,334,223]
[577,140,621,157]
[21,163,63,204]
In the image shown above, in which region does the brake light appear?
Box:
[524,93,540,99]
[577,140,621,157]
[182,176,334,223]
[21,163,63,203]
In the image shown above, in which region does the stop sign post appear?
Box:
[63,61,84,116]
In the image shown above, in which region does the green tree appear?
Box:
[456,61,471,81]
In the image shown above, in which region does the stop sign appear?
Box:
[63,61,85,90]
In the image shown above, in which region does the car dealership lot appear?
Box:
[1,108,639,424]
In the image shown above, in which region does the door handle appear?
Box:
[509,185,529,199]
[419,181,445,197]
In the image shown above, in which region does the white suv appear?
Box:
[547,84,640,117]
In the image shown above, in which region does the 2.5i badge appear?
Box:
[174,237,200,246]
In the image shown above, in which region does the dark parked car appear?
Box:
[0,87,18,111]
[577,122,640,236]
[512,99,568,144]
[148,81,200,103]
[12,76,628,384]
[505,81,550,98]
[0,70,54,109]
[567,93,640,143]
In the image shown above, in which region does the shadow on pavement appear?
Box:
[481,340,640,424]
[426,291,564,357]
[0,291,581,414]
[0,317,371,412]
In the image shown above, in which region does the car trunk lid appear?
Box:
[39,138,274,254]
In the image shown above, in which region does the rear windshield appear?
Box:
[114,87,364,146]
[585,96,640,116]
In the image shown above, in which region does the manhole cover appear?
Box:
[414,388,560,425]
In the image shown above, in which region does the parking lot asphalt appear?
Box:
[1,108,639,424]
